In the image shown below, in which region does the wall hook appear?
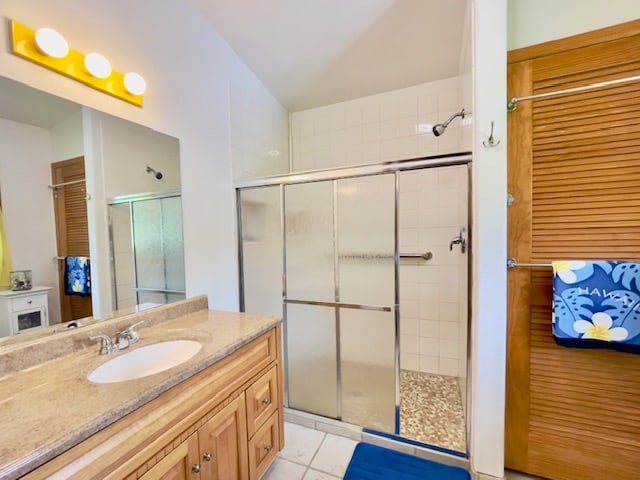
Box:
[482,121,501,147]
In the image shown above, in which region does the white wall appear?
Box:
[99,113,181,199]
[471,0,508,478]
[508,0,640,50]
[50,111,83,161]
[0,0,288,312]
[291,77,472,171]
[0,119,60,325]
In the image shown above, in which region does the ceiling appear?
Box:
[0,76,79,129]
[189,0,470,111]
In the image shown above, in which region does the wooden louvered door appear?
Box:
[51,157,93,322]
[506,20,640,480]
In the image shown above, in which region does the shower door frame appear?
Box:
[107,189,186,309]
[236,152,472,446]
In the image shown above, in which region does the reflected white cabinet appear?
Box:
[0,286,51,337]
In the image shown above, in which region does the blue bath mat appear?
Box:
[344,443,470,480]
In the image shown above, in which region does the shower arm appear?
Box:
[442,109,469,128]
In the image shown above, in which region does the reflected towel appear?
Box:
[552,260,640,353]
[64,256,91,297]
[0,207,12,288]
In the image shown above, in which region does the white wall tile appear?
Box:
[419,319,440,339]
[439,357,459,377]
[419,355,440,374]
[440,339,459,359]
[401,352,420,371]
[400,317,420,338]
[401,334,419,354]
[419,337,440,356]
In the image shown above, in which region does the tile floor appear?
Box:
[261,422,359,480]
[263,421,543,480]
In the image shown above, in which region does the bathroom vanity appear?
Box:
[0,296,283,480]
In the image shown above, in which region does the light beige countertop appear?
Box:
[0,296,280,480]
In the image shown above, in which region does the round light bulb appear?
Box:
[84,53,112,79]
[123,72,146,95]
[35,27,69,58]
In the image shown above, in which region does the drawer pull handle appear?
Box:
[27,300,32,304]
[262,398,269,405]
[192,463,201,473]
[203,452,212,462]
[264,445,273,453]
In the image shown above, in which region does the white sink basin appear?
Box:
[87,340,202,384]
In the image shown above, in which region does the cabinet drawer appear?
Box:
[11,294,47,312]
[248,411,279,480]
[246,366,278,438]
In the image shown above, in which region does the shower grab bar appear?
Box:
[131,287,186,295]
[338,251,433,261]
[401,252,433,260]
[507,257,552,269]
[285,298,393,312]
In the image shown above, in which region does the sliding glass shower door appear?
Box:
[239,174,398,433]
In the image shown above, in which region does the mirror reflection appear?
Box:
[0,76,184,344]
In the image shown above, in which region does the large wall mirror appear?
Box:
[0,76,185,346]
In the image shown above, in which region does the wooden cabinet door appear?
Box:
[140,434,199,480]
[198,394,249,480]
[507,20,640,480]
[51,156,92,322]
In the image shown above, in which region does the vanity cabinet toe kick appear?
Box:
[23,326,284,480]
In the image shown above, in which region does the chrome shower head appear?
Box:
[432,108,470,137]
[146,166,163,180]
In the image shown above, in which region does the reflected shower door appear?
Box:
[109,194,185,310]
[132,196,185,306]
[285,174,397,432]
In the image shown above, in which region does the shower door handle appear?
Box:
[449,228,467,253]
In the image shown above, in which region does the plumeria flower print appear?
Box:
[573,312,628,342]
[552,261,588,284]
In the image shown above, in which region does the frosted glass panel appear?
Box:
[132,200,164,290]
[130,196,185,306]
[341,308,395,432]
[287,303,337,418]
[337,175,395,306]
[285,181,335,301]
[240,186,283,316]
[161,196,185,293]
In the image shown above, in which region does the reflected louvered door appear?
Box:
[507,21,640,480]
[52,157,92,322]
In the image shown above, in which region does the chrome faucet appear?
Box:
[89,334,116,355]
[116,321,144,350]
[89,321,144,355]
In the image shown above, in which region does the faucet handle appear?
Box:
[125,320,144,344]
[117,320,144,349]
[89,334,115,355]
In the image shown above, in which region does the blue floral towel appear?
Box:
[552,261,640,353]
[64,256,91,297]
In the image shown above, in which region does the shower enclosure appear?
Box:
[108,191,186,311]
[236,154,470,454]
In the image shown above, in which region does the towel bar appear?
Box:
[507,257,552,269]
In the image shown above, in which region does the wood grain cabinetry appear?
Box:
[24,326,283,480]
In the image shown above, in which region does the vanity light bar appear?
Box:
[10,20,144,107]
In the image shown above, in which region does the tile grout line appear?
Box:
[301,430,327,478]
